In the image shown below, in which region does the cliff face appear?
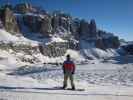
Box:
[121,44,133,55]
[0,6,20,34]
[0,3,120,61]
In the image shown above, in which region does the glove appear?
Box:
[72,71,75,74]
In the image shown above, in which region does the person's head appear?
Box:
[66,54,71,61]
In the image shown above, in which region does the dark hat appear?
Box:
[66,54,70,58]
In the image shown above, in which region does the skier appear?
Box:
[62,54,75,90]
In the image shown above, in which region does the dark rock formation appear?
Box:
[51,16,60,31]
[39,41,79,57]
[23,14,52,36]
[0,3,121,53]
[95,30,120,49]
[122,44,133,55]
[39,43,67,57]
[95,38,106,50]
[79,20,90,37]
[40,15,52,36]
[14,3,34,14]
[1,7,20,33]
[95,36,120,49]
[79,19,98,39]
[52,12,71,33]
[89,19,97,38]
[103,36,120,48]
[0,18,4,28]
[70,18,80,39]
[59,16,71,31]
[23,14,41,32]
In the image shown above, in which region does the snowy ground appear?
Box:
[0,29,133,100]
[0,59,133,100]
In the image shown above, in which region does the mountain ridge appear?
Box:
[0,3,122,64]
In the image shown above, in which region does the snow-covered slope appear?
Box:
[80,40,119,59]
[0,30,133,100]
[0,29,38,46]
[0,28,120,66]
[0,60,133,100]
[0,29,19,42]
[0,29,85,65]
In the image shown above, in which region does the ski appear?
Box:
[66,88,85,91]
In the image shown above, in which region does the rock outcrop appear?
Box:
[70,19,80,39]
[40,15,52,36]
[0,6,20,34]
[79,20,90,38]
[14,3,34,14]
[0,3,121,60]
[51,15,60,31]
[95,38,106,50]
[0,18,4,28]
[52,12,71,33]
[89,19,97,38]
[103,36,120,49]
[122,44,133,55]
[78,19,98,39]
[95,36,120,49]
[39,41,79,57]
[23,14,41,32]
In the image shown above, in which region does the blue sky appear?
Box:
[1,0,133,41]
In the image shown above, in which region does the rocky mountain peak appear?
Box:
[0,5,20,34]
[0,3,120,60]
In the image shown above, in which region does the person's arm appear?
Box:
[72,62,75,74]
[62,62,65,74]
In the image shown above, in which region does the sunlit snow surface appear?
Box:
[0,57,133,100]
[0,29,133,100]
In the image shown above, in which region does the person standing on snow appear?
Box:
[62,54,75,90]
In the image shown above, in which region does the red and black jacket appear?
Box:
[62,60,75,74]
